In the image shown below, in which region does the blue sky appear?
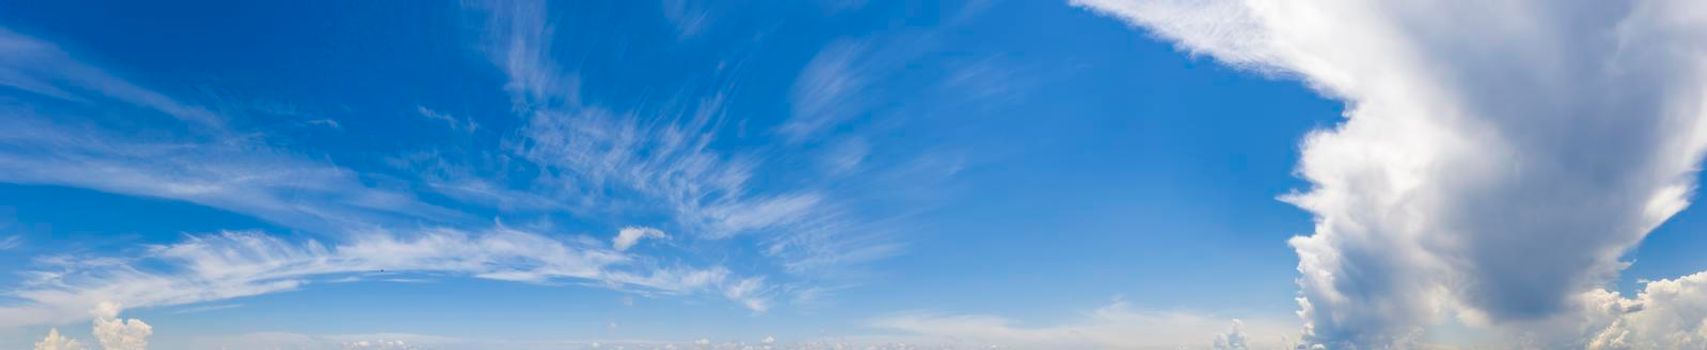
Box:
[6,1,1707,349]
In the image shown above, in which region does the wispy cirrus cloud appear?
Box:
[783,39,873,143]
[0,113,467,234]
[0,0,975,328]
[415,106,479,133]
[0,226,760,327]
[0,27,465,235]
[0,235,22,251]
[0,13,781,326]
[469,0,901,281]
[0,28,220,128]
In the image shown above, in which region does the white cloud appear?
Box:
[342,339,421,350]
[1586,271,1707,349]
[305,118,343,130]
[472,0,898,278]
[868,299,1294,349]
[0,227,762,327]
[1077,0,1707,347]
[0,7,799,324]
[721,277,770,313]
[822,137,870,175]
[179,329,1059,350]
[0,29,479,238]
[660,0,714,39]
[784,39,872,142]
[34,328,85,350]
[416,106,479,133]
[0,29,470,236]
[28,303,151,350]
[0,104,467,236]
[1212,319,1249,350]
[90,302,150,350]
[613,226,669,251]
[186,332,462,350]
[0,235,21,250]
[0,28,221,128]
[467,0,577,109]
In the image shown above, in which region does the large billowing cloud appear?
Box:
[1076,0,1707,347]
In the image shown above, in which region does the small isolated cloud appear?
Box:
[612,226,668,251]
[416,106,479,133]
[721,277,770,312]
[305,118,343,130]
[34,328,85,350]
[0,235,21,250]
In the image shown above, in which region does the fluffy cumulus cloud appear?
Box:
[30,303,150,350]
[1586,272,1707,349]
[1076,0,1707,347]
[34,328,85,350]
[90,302,151,350]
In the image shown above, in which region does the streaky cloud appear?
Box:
[470,0,901,281]
[0,113,467,235]
[0,227,761,327]
[0,28,221,128]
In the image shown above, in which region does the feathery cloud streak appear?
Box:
[0,227,753,327]
[471,0,897,278]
